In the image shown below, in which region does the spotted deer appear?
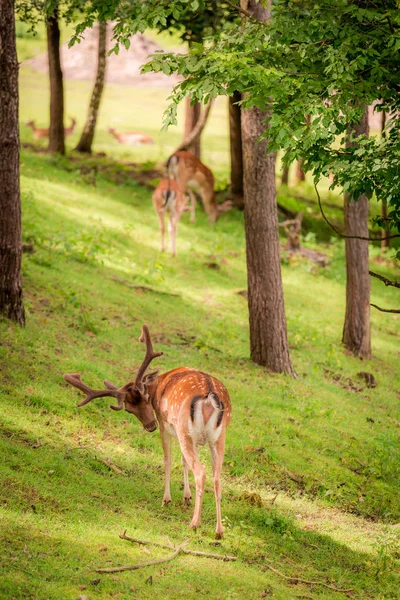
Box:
[108,127,154,146]
[167,151,232,223]
[63,324,232,538]
[152,179,195,256]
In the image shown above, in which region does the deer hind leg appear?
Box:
[210,433,226,539]
[181,454,192,504]
[157,211,166,252]
[178,435,205,530]
[161,429,172,505]
[188,191,196,223]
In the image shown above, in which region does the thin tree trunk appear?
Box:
[47,7,65,154]
[229,92,244,207]
[342,107,371,359]
[171,101,212,155]
[380,110,389,250]
[75,21,107,153]
[184,96,201,158]
[295,159,305,183]
[0,0,25,325]
[240,0,295,376]
[281,165,290,185]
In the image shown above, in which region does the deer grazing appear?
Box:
[26,117,77,139]
[152,179,195,256]
[63,324,232,538]
[167,151,232,224]
[108,127,154,146]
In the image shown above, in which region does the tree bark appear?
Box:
[47,7,65,154]
[184,96,201,158]
[240,0,295,376]
[380,110,389,250]
[0,0,25,325]
[281,165,290,185]
[295,159,305,183]
[75,21,107,153]
[229,92,244,207]
[342,108,371,359]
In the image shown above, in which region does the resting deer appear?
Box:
[108,127,154,146]
[167,151,232,224]
[26,117,77,139]
[63,324,232,539]
[152,179,195,256]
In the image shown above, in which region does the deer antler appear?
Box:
[134,325,163,392]
[63,373,126,411]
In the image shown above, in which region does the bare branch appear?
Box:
[370,304,400,314]
[96,540,189,573]
[265,564,354,594]
[369,270,400,289]
[119,531,237,562]
[314,184,400,242]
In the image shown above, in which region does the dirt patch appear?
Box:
[23,24,182,89]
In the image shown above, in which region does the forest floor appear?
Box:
[1,27,400,600]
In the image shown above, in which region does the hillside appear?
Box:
[0,143,399,599]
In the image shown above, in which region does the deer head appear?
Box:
[63,325,163,432]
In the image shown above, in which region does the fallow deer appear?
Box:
[26,117,77,139]
[152,179,195,256]
[108,127,154,146]
[167,151,232,224]
[63,324,232,539]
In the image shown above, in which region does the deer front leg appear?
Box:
[181,454,191,504]
[170,215,178,257]
[188,191,196,223]
[160,429,172,505]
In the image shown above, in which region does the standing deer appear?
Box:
[108,127,154,146]
[152,179,195,256]
[63,324,232,538]
[26,117,76,139]
[167,151,232,224]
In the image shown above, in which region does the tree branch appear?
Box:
[370,304,400,314]
[369,270,400,289]
[96,540,189,573]
[314,184,400,242]
[265,564,354,595]
[119,530,237,561]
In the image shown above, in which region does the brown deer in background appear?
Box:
[63,324,232,538]
[167,151,232,223]
[26,117,77,139]
[108,127,154,145]
[152,179,195,256]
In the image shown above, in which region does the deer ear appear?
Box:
[143,370,159,386]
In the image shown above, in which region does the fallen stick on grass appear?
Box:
[119,530,237,562]
[265,564,354,595]
[96,540,189,573]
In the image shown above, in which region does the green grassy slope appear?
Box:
[1,145,399,600]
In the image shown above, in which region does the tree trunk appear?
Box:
[281,164,290,185]
[342,108,371,359]
[75,21,107,153]
[0,0,25,326]
[295,159,305,183]
[47,7,65,154]
[184,96,201,158]
[171,101,213,155]
[240,0,295,376]
[229,92,244,207]
[380,110,389,250]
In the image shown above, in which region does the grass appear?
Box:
[1,26,399,600]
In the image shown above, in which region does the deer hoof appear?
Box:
[183,495,192,505]
[162,498,171,506]
[215,531,224,540]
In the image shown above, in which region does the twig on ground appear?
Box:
[109,276,180,297]
[96,457,126,476]
[119,530,237,562]
[265,564,354,595]
[96,540,189,573]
